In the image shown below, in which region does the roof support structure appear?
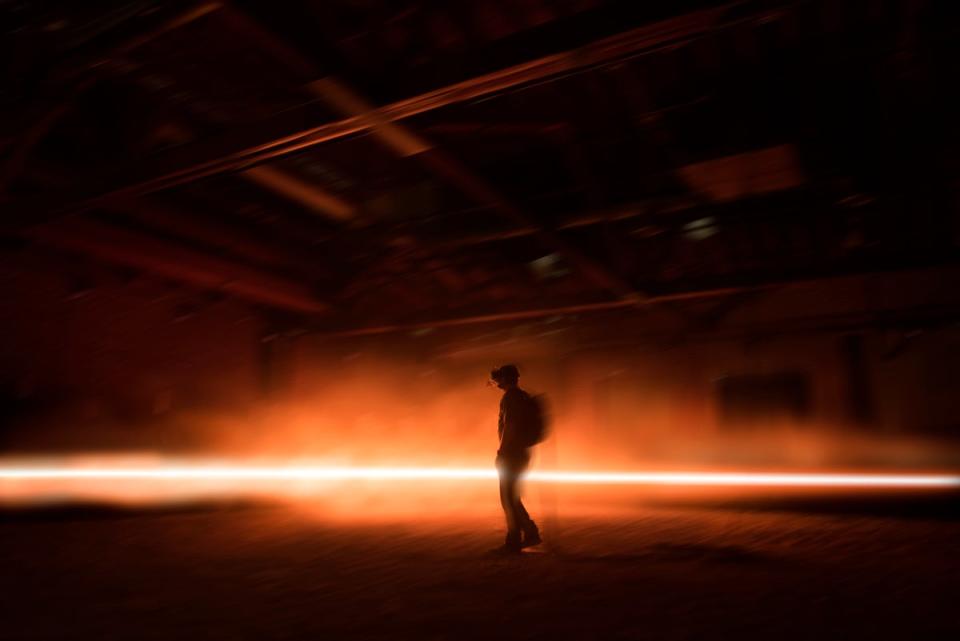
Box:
[101,198,323,274]
[241,165,355,222]
[313,286,756,338]
[24,1,759,216]
[219,4,645,303]
[27,216,328,314]
[0,2,225,195]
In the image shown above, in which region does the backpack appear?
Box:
[517,391,549,447]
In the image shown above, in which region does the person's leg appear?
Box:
[498,459,522,549]
[516,498,537,533]
[512,454,539,536]
[513,481,540,544]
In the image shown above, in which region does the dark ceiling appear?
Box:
[2,0,959,332]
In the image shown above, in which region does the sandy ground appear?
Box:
[1,490,958,641]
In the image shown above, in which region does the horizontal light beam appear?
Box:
[1,466,958,488]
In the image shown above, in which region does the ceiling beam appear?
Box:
[16,1,764,220]
[25,216,328,314]
[101,197,325,274]
[138,114,357,224]
[241,165,355,222]
[219,5,644,303]
[0,2,225,196]
[426,199,698,248]
[313,286,753,338]
[311,257,960,337]
[606,63,712,204]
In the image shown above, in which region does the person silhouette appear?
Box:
[490,364,542,554]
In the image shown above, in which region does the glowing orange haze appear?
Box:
[110,356,960,475]
[4,359,958,513]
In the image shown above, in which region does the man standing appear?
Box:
[491,364,542,554]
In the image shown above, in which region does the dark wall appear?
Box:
[0,249,261,448]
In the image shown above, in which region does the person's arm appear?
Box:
[498,392,524,454]
[498,399,506,443]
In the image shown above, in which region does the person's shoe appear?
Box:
[521,530,542,548]
[491,532,523,556]
[488,543,522,556]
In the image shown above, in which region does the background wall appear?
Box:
[0,249,261,450]
[1,250,957,470]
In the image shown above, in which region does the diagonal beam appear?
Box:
[23,1,760,216]
[26,216,328,314]
[319,300,960,341]
[241,165,355,222]
[219,5,644,302]
[136,112,356,223]
[424,199,697,248]
[0,2,225,195]
[101,197,325,274]
[313,286,752,338]
[311,257,960,337]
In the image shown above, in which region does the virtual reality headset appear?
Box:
[490,364,519,384]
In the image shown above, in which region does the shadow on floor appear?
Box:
[0,499,275,523]
[653,490,960,521]
[548,542,768,565]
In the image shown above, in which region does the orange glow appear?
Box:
[1,457,957,504]
[2,464,958,487]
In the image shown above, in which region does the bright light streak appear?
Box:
[0,465,958,487]
[531,471,960,487]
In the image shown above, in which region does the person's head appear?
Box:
[490,364,520,390]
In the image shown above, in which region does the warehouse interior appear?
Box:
[1,1,959,639]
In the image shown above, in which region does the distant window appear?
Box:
[682,216,719,241]
[529,253,570,280]
[715,372,811,426]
